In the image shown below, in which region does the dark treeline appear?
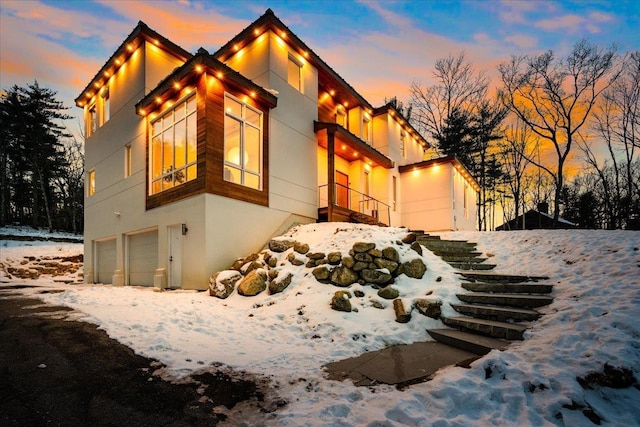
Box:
[0,81,84,234]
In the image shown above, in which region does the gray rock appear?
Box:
[294,241,310,254]
[354,252,373,263]
[352,261,368,272]
[353,242,376,253]
[269,239,294,253]
[327,252,342,265]
[312,266,331,282]
[267,256,278,268]
[382,247,400,262]
[414,299,442,319]
[367,248,383,258]
[330,266,359,287]
[287,252,305,266]
[354,289,365,298]
[377,286,399,300]
[208,270,242,299]
[269,273,293,295]
[307,252,326,260]
[330,291,352,312]
[360,269,392,285]
[398,258,427,279]
[237,270,267,296]
[373,258,398,274]
[371,300,386,309]
[268,269,278,280]
[410,241,423,256]
[342,256,355,269]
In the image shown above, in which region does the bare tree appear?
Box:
[498,40,620,225]
[410,52,489,147]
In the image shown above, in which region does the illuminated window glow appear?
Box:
[287,54,302,92]
[87,169,96,196]
[150,94,197,194]
[224,93,262,190]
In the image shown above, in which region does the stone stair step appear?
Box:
[461,281,554,294]
[418,239,477,251]
[451,303,541,322]
[450,262,496,271]
[440,255,487,263]
[427,328,511,355]
[457,293,554,308]
[458,271,549,283]
[441,316,528,340]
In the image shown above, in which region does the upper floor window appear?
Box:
[150,94,197,195]
[336,106,347,128]
[288,55,302,92]
[362,114,371,143]
[124,144,132,178]
[87,169,96,196]
[87,102,97,137]
[101,88,110,125]
[400,130,407,158]
[224,93,262,190]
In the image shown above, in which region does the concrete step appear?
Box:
[427,328,511,355]
[450,262,496,271]
[441,316,528,340]
[458,271,549,283]
[457,293,554,308]
[440,255,487,263]
[451,303,541,322]
[461,281,554,294]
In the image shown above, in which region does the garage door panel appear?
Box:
[128,231,158,286]
[96,239,116,284]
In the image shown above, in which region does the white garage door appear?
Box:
[96,239,116,284]
[128,230,158,286]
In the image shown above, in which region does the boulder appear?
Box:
[414,299,442,319]
[353,242,376,253]
[330,266,359,287]
[307,252,326,260]
[267,256,278,268]
[269,239,294,253]
[294,241,310,254]
[230,258,245,271]
[398,258,427,279]
[327,252,342,265]
[208,270,242,299]
[269,273,293,295]
[354,252,373,263]
[354,289,365,298]
[330,291,352,312]
[401,233,417,244]
[377,286,399,300]
[410,241,423,256]
[242,261,264,274]
[353,261,369,272]
[312,266,331,282]
[360,269,392,285]
[268,269,278,280]
[244,253,260,263]
[382,247,400,262]
[373,258,398,274]
[393,299,411,323]
[367,248,383,258]
[342,256,355,269]
[237,270,267,296]
[287,253,305,266]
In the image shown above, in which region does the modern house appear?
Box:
[78,9,479,290]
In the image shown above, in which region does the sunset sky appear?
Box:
[1,0,639,128]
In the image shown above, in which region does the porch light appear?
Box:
[344,102,349,107]
[104,71,110,77]
[94,82,100,88]
[250,91,256,98]
[153,39,159,46]
[139,108,146,116]
[127,44,133,52]
[280,31,287,38]
[253,29,260,35]
[329,89,335,96]
[155,97,162,104]
[364,163,371,171]
[234,44,239,51]
[353,151,359,157]
[217,71,223,78]
[195,65,203,73]
[115,58,122,65]
[86,93,92,98]
[341,144,347,150]
[174,82,181,90]
[303,51,309,58]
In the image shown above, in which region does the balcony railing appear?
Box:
[318,184,391,226]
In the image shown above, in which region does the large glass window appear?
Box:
[224,93,262,190]
[150,94,197,194]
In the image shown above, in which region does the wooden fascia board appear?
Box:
[315,121,394,169]
[75,21,192,106]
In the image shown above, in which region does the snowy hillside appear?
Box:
[1,225,638,426]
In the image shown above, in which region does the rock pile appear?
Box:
[208,238,441,323]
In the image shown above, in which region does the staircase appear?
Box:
[413,232,496,271]
[408,231,554,356]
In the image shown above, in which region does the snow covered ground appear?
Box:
[1,225,639,426]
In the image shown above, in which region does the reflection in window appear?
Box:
[224,93,262,190]
[150,94,197,194]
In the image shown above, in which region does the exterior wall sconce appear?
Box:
[114,211,121,217]
[181,224,188,235]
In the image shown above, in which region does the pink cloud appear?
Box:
[504,34,538,50]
